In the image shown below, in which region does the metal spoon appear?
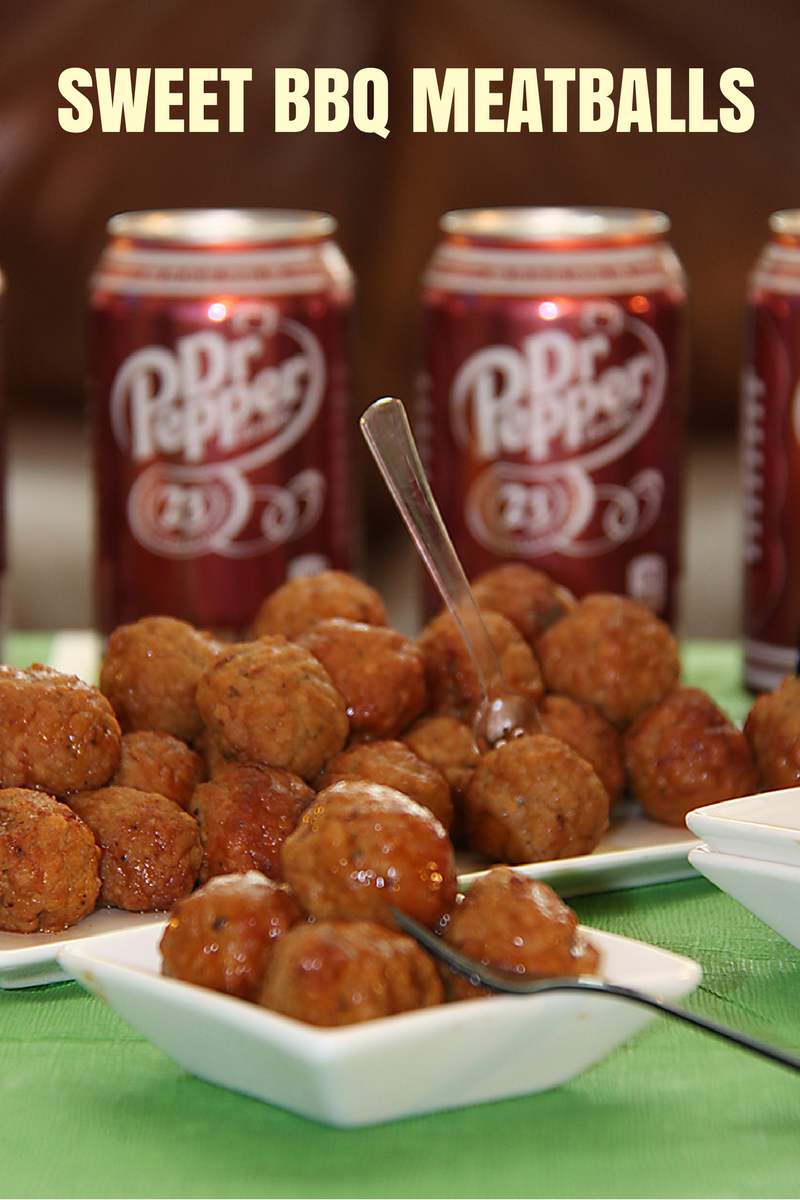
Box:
[360,396,539,749]
[391,907,800,1073]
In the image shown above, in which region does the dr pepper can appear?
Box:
[742,209,800,691]
[89,208,356,636]
[418,206,688,622]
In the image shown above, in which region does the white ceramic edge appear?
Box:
[688,843,800,950]
[686,789,800,868]
[0,911,166,989]
[57,923,702,1128]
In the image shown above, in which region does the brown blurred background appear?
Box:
[0,0,798,632]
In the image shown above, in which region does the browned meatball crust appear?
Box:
[416,608,545,723]
[316,739,454,831]
[470,563,576,644]
[259,918,445,1026]
[537,693,625,809]
[299,619,428,740]
[536,593,680,730]
[0,664,121,795]
[191,762,314,884]
[624,687,760,826]
[252,569,388,640]
[0,788,101,932]
[439,866,600,1000]
[160,872,303,1001]
[402,714,481,807]
[195,636,349,781]
[67,786,202,911]
[462,733,610,864]
[111,730,206,809]
[100,615,221,742]
[744,674,800,790]
[281,779,458,927]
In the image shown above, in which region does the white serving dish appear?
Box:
[686,789,800,869]
[58,921,702,1128]
[0,911,165,989]
[688,843,800,951]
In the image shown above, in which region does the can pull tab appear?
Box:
[360,396,540,749]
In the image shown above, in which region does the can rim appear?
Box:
[439,206,671,242]
[106,208,338,244]
[768,209,800,236]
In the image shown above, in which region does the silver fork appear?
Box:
[391,908,800,1073]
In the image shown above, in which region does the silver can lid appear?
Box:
[106,208,337,245]
[439,206,671,243]
[768,209,800,237]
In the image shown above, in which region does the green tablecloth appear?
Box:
[2,637,799,1199]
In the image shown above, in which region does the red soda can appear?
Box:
[742,209,800,691]
[418,207,688,621]
[89,208,356,636]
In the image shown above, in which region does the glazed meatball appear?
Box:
[0,788,101,932]
[259,918,445,1026]
[537,693,625,808]
[416,608,544,723]
[439,866,600,1000]
[316,739,454,831]
[402,714,481,807]
[100,615,221,742]
[744,674,800,790]
[536,593,680,730]
[299,619,428,740]
[0,664,121,795]
[67,786,202,911]
[470,563,576,644]
[191,762,314,884]
[624,687,760,826]
[281,779,458,927]
[462,733,610,864]
[111,730,206,810]
[252,569,388,640]
[160,872,303,1002]
[195,636,349,781]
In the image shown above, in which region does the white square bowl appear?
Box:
[688,843,800,951]
[685,788,800,868]
[58,921,701,1128]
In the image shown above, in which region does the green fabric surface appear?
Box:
[2,637,799,1199]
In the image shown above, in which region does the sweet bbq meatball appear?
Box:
[160,872,303,1002]
[462,733,610,864]
[536,593,680,730]
[0,664,121,795]
[316,739,454,831]
[624,687,760,826]
[281,779,458,927]
[537,693,626,809]
[195,636,349,781]
[402,714,481,807]
[252,569,388,640]
[67,786,202,911]
[439,866,600,1000]
[744,674,800,790]
[100,615,221,742]
[259,918,445,1026]
[111,730,206,810]
[0,788,101,932]
[416,608,544,723]
[191,762,314,884]
[470,562,576,644]
[299,619,428,740]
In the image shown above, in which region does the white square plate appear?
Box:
[688,843,800,950]
[58,921,702,1128]
[685,789,800,868]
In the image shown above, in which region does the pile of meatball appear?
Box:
[1,563,795,1024]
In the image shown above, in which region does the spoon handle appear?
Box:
[360,396,504,694]
[390,907,800,1073]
